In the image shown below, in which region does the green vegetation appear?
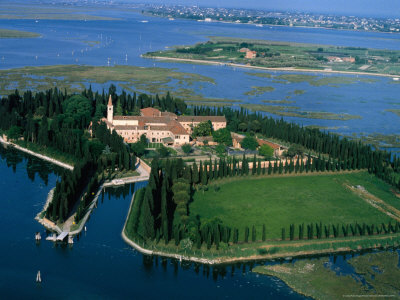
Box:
[244,86,275,96]
[212,128,232,146]
[0,28,40,38]
[240,103,361,120]
[193,121,212,137]
[191,172,395,240]
[273,74,378,86]
[14,140,76,166]
[145,37,400,76]
[293,89,306,95]
[0,65,214,99]
[386,109,400,117]
[253,251,400,299]
[258,144,274,158]
[241,135,259,150]
[262,99,295,104]
[122,92,400,261]
[181,144,192,154]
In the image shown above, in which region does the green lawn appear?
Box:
[190,172,398,240]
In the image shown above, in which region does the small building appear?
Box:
[257,139,287,157]
[239,47,250,53]
[177,115,227,134]
[245,51,257,59]
[342,57,355,63]
[231,132,245,149]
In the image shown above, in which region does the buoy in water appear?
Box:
[36,270,41,283]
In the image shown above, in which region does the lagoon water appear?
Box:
[0,4,400,298]
[0,6,399,143]
[0,145,306,299]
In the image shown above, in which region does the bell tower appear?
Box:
[107,95,113,123]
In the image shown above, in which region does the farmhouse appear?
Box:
[245,50,257,59]
[102,96,226,146]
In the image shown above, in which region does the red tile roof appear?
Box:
[257,139,281,149]
[140,107,161,117]
[177,116,226,123]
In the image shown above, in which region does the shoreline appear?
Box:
[145,55,400,78]
[37,160,151,236]
[146,13,400,36]
[0,135,74,170]
[121,183,400,265]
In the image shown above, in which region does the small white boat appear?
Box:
[141,20,148,23]
[393,77,399,81]
[36,271,41,283]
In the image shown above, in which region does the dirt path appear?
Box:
[257,233,400,250]
[346,184,400,222]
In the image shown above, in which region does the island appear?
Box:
[0,85,399,264]
[144,37,400,77]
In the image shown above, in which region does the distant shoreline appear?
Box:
[145,55,400,79]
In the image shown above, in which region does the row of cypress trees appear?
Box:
[281,221,400,241]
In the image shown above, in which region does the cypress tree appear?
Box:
[281,228,286,241]
[233,228,239,244]
[251,225,256,242]
[207,231,212,249]
[201,164,208,185]
[214,224,220,249]
[299,223,304,240]
[192,162,199,184]
[252,155,257,175]
[289,224,295,240]
[161,178,169,243]
[244,226,249,243]
[143,193,155,240]
[262,224,266,241]
[257,159,262,175]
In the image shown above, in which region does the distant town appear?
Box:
[144,4,400,34]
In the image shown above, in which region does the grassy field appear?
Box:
[145,36,400,76]
[253,251,400,299]
[190,172,399,240]
[0,28,40,38]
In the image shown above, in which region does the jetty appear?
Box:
[46,231,69,242]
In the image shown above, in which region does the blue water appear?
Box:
[0,7,399,144]
[0,4,400,298]
[0,145,307,299]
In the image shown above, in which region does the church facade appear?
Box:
[102,96,227,146]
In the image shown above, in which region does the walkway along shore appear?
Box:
[0,135,74,170]
[145,55,400,78]
[35,158,151,237]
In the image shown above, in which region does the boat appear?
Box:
[140,20,148,23]
[393,77,399,81]
[36,271,41,283]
